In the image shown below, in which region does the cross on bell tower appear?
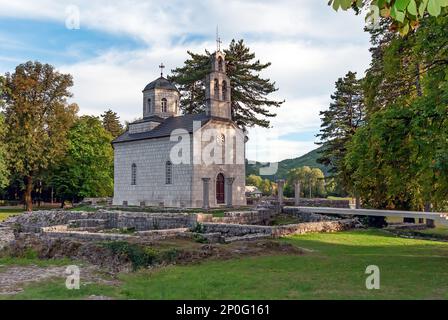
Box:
[159,63,165,77]
[216,26,222,52]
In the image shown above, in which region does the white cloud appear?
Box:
[0,0,372,162]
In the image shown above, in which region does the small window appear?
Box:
[131,163,137,185]
[147,98,151,113]
[166,161,172,184]
[222,81,227,100]
[161,98,167,112]
[214,79,219,99]
[218,56,223,72]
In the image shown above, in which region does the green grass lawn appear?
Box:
[0,208,24,222]
[4,229,448,300]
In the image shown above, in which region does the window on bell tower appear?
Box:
[147,98,151,113]
[218,56,223,72]
[214,79,219,99]
[222,81,227,101]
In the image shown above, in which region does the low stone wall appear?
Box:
[282,207,338,222]
[283,198,350,208]
[41,225,191,242]
[197,208,274,225]
[271,219,358,237]
[0,226,14,250]
[115,212,196,231]
[68,219,107,229]
[203,219,358,238]
[203,223,273,236]
[6,210,197,233]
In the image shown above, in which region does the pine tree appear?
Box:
[101,109,123,138]
[316,71,365,189]
[169,39,284,129]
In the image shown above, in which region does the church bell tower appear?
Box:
[205,47,232,120]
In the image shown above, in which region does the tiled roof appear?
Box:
[112,113,226,144]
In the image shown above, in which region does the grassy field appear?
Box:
[0,208,24,222]
[2,229,448,300]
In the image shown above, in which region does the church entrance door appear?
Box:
[216,173,225,204]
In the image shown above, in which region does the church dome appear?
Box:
[143,77,179,92]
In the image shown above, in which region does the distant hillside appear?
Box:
[246,146,331,180]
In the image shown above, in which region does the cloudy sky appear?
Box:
[0,0,372,163]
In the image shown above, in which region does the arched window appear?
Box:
[214,79,219,99]
[147,98,151,113]
[165,161,172,185]
[218,57,223,72]
[222,81,227,100]
[131,163,137,185]
[161,98,168,112]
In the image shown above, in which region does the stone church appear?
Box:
[112,49,247,208]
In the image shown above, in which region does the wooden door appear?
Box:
[216,173,225,204]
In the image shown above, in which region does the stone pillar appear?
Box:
[202,178,211,210]
[425,201,435,228]
[225,177,235,207]
[294,181,301,206]
[277,179,285,208]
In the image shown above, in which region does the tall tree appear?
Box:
[316,71,365,190]
[170,39,284,129]
[101,109,123,138]
[0,113,9,190]
[287,166,326,198]
[328,0,448,36]
[345,14,448,211]
[1,61,78,211]
[51,116,114,204]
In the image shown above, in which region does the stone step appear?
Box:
[224,233,271,243]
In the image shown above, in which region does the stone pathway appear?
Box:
[0,264,119,296]
[0,265,68,295]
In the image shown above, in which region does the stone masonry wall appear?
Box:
[202,219,358,238]
[197,209,274,225]
[282,198,350,208]
[113,137,193,207]
[6,210,197,233]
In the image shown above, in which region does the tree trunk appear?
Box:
[24,175,33,212]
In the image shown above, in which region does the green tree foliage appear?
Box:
[317,71,365,190]
[345,14,448,210]
[0,113,9,189]
[101,109,123,138]
[1,61,78,211]
[287,166,326,198]
[170,39,284,128]
[246,174,273,196]
[246,174,263,187]
[51,116,114,203]
[328,0,448,35]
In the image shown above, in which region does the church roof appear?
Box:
[143,76,179,92]
[112,113,233,144]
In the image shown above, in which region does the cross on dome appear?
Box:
[159,63,165,77]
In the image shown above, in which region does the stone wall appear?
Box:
[282,207,338,222]
[41,226,190,242]
[113,137,193,207]
[190,120,246,208]
[202,219,358,238]
[0,226,14,250]
[197,209,274,225]
[282,198,350,208]
[6,210,197,233]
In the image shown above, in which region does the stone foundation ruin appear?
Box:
[0,207,361,246]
